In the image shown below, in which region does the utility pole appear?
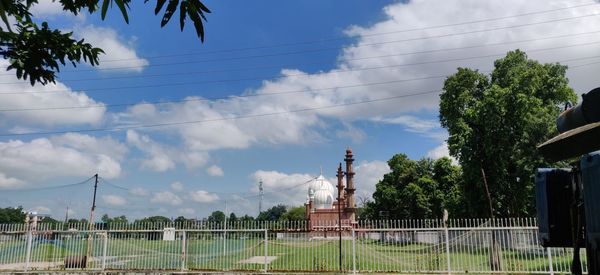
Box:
[336,163,345,272]
[86,174,99,267]
[259,180,264,215]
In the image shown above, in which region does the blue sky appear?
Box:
[1,0,599,221]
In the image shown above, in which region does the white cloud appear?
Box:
[251,170,317,206]
[75,25,149,72]
[129,187,150,197]
[426,142,458,164]
[126,130,175,172]
[206,165,224,177]
[170,181,184,192]
[32,206,51,214]
[30,0,86,20]
[0,61,106,129]
[354,160,391,200]
[151,191,182,206]
[126,130,210,172]
[102,195,127,206]
[0,134,123,182]
[371,115,446,140]
[189,190,219,203]
[0,172,25,189]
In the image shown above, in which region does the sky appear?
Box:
[1,0,600,221]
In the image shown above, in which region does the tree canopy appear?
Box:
[257,204,287,221]
[0,0,210,85]
[0,206,25,223]
[439,50,576,217]
[365,155,464,220]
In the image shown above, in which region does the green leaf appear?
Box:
[114,0,130,24]
[155,0,168,15]
[161,0,179,27]
[101,0,110,20]
[179,1,187,31]
[0,0,13,32]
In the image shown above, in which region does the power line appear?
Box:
[2,39,599,96]
[0,176,95,192]
[0,51,597,114]
[2,29,599,85]
[0,77,447,112]
[0,89,441,137]
[1,8,598,75]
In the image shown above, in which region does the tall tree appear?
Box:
[0,206,25,223]
[0,0,210,85]
[256,204,286,221]
[206,210,225,223]
[367,155,463,219]
[439,50,576,217]
[281,206,306,221]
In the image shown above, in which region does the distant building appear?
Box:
[305,148,357,231]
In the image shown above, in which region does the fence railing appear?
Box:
[0,218,587,274]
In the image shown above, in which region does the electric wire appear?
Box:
[0,89,440,137]
[2,39,599,95]
[0,50,598,113]
[0,175,96,192]
[1,8,599,75]
[2,29,600,85]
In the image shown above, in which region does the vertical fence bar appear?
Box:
[102,233,108,270]
[445,224,451,274]
[181,230,187,271]
[547,247,554,275]
[352,229,356,274]
[264,228,268,273]
[24,229,32,272]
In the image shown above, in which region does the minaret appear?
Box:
[336,163,345,198]
[344,148,356,221]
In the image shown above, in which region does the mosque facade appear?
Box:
[304,148,357,230]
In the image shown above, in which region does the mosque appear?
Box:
[304,148,357,230]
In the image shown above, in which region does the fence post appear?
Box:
[24,230,32,272]
[264,229,268,273]
[445,226,451,274]
[547,247,554,275]
[352,229,357,274]
[101,232,108,270]
[181,230,187,271]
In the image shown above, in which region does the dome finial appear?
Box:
[320,165,323,176]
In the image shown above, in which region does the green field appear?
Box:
[0,236,584,273]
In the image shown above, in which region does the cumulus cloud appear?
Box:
[206,165,224,177]
[129,187,150,197]
[30,0,86,20]
[354,160,391,200]
[75,25,149,72]
[189,190,219,203]
[0,134,123,182]
[251,170,318,206]
[170,181,184,192]
[0,172,25,189]
[126,130,210,172]
[151,191,183,206]
[102,195,127,206]
[108,0,600,165]
[426,142,458,164]
[371,115,447,141]
[0,62,106,129]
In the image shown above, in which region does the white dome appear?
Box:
[314,189,334,209]
[308,174,336,209]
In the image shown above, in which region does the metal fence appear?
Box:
[0,218,587,273]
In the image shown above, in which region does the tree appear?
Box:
[439,50,576,217]
[281,206,306,221]
[206,210,225,223]
[366,155,464,219]
[256,204,286,221]
[0,206,25,223]
[0,0,210,85]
